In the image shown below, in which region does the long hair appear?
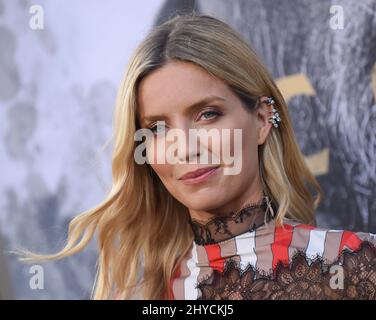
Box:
[16,12,322,300]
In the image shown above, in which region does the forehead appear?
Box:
[137,61,229,120]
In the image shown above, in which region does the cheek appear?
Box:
[242,126,259,169]
[203,133,222,165]
[216,129,234,165]
[223,117,259,173]
[145,137,164,164]
[145,138,179,186]
[149,163,173,181]
[216,125,254,168]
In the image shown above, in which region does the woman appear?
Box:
[19,12,376,300]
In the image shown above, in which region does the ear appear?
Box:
[256,96,273,145]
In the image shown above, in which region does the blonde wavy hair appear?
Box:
[17,12,322,300]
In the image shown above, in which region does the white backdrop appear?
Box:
[0,0,163,299]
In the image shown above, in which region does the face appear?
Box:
[137,60,272,221]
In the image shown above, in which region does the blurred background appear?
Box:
[0,0,375,299]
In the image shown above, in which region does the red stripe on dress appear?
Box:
[204,243,225,272]
[339,231,362,253]
[272,223,294,270]
[168,267,181,300]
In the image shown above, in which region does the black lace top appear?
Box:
[188,196,275,245]
[169,197,376,300]
[196,240,376,300]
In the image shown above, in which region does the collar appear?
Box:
[188,195,276,246]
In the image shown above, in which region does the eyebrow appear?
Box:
[140,95,226,124]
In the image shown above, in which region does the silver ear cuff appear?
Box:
[264,97,281,128]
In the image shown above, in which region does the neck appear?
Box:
[188,195,273,245]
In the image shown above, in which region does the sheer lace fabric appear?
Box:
[188,196,274,245]
[196,241,376,300]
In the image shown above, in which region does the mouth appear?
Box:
[179,166,220,185]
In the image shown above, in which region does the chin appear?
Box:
[181,196,222,212]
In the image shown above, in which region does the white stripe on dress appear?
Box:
[184,242,200,300]
[234,230,258,271]
[305,229,328,261]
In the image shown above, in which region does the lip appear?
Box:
[179,166,220,185]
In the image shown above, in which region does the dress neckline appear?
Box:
[188,195,276,246]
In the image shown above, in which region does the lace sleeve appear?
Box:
[196,241,376,300]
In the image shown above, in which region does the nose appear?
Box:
[176,126,201,164]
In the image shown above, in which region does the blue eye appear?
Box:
[150,122,166,135]
[147,109,221,135]
[199,110,221,121]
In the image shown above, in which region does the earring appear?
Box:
[264,97,281,128]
